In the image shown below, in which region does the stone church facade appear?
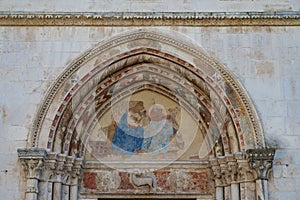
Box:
[0,1,299,200]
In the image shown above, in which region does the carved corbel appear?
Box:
[246,148,275,180]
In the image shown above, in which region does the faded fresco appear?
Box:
[82,169,214,195]
[86,90,205,161]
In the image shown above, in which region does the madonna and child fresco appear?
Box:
[87,91,203,161]
[112,101,178,154]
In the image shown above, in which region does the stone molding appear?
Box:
[28,29,265,150]
[0,11,299,26]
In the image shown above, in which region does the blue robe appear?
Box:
[141,120,174,152]
[112,112,144,153]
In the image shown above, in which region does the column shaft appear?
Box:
[53,182,62,200]
[70,178,78,200]
[216,186,224,200]
[231,183,240,200]
[62,184,70,200]
[224,186,231,200]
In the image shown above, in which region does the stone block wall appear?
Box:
[0,25,299,199]
[0,1,300,199]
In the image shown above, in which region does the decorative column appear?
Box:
[62,156,74,200]
[219,157,231,200]
[53,154,66,200]
[39,152,57,200]
[247,148,275,200]
[237,153,256,200]
[210,157,224,200]
[18,148,47,200]
[70,157,83,200]
[227,155,239,200]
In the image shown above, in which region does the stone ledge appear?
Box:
[0,11,299,26]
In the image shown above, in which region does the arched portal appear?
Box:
[18,29,274,200]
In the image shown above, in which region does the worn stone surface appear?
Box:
[81,168,213,195]
[0,0,299,12]
[0,2,299,199]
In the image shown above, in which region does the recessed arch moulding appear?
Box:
[33,29,265,152]
[18,29,275,200]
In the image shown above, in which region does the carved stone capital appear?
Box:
[18,148,47,195]
[227,155,238,183]
[71,157,83,181]
[18,148,47,179]
[218,157,231,186]
[62,156,74,185]
[50,154,66,183]
[209,158,223,187]
[56,154,67,174]
[40,152,57,181]
[237,159,255,183]
[246,148,275,180]
[65,156,74,172]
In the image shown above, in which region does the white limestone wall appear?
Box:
[0,0,299,12]
[0,25,299,199]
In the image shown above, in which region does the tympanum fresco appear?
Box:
[85,90,205,162]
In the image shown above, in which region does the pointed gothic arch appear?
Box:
[18,29,274,200]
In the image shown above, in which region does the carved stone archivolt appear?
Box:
[28,29,266,152]
[17,29,276,199]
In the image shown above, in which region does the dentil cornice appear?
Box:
[0,11,299,26]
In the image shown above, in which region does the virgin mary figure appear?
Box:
[112,101,149,154]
